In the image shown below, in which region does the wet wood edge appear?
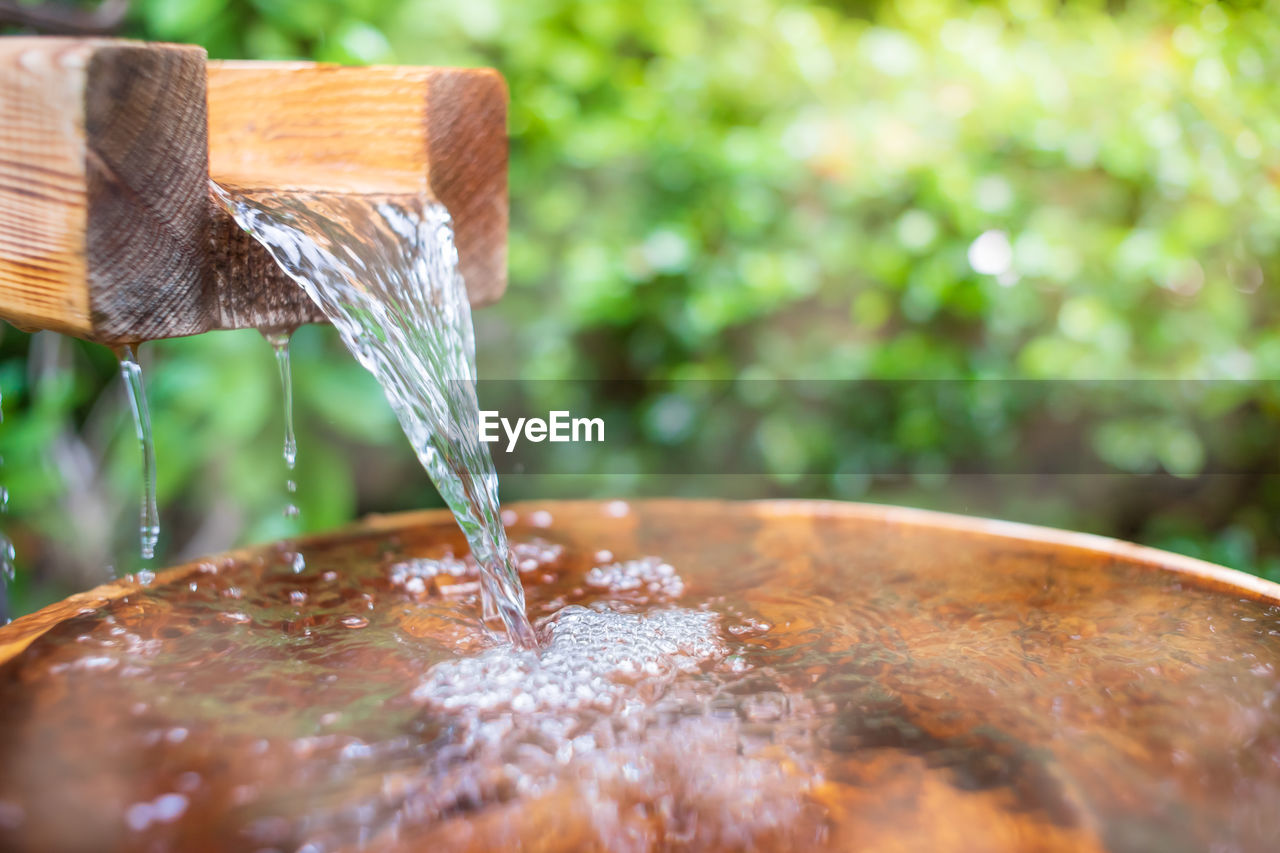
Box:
[3,499,1277,668]
[0,46,507,344]
[0,38,211,342]
[0,540,268,666]
[203,61,507,333]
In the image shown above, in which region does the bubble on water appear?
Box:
[340,616,369,629]
[400,603,824,848]
[124,803,151,832]
[586,556,685,599]
[390,540,564,596]
[126,792,189,831]
[72,656,118,672]
[727,617,772,636]
[413,605,724,712]
[390,554,470,584]
[514,539,564,571]
[0,801,24,830]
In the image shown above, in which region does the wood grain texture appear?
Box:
[85,42,211,342]
[423,67,508,307]
[206,62,436,196]
[205,61,508,331]
[0,43,508,342]
[0,38,209,344]
[0,38,91,337]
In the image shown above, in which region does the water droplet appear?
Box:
[340,615,369,629]
[115,346,159,562]
[0,386,10,614]
[264,330,301,521]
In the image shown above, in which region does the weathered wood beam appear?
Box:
[0,38,509,345]
[0,38,209,341]
[205,61,509,333]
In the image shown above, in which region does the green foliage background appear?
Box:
[3,0,1280,616]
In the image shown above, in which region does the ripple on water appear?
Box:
[5,504,1280,852]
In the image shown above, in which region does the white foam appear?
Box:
[393,603,821,849]
[389,539,564,593]
[585,557,685,599]
[412,605,724,713]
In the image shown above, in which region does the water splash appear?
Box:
[262,330,299,520]
[115,346,159,562]
[213,184,536,648]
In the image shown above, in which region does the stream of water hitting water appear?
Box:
[213,184,536,647]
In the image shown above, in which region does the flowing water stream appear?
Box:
[214,186,535,647]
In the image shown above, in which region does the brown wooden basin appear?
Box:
[0,500,1277,852]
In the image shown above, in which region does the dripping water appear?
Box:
[0,386,12,623]
[263,330,300,520]
[115,346,159,562]
[214,184,536,648]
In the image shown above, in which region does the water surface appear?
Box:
[0,500,1277,852]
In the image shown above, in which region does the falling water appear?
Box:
[115,346,159,562]
[213,185,536,648]
[262,330,300,519]
[0,387,12,623]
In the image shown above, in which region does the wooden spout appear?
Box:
[0,38,508,345]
